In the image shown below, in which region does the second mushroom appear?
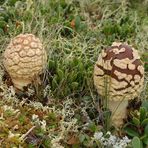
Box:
[94,42,144,128]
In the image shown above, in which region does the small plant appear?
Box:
[142,53,148,72]
[48,53,94,98]
[124,103,148,148]
[101,16,136,42]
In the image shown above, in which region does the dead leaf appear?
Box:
[70,19,75,29]
[67,134,79,145]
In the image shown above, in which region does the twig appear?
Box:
[20,126,36,140]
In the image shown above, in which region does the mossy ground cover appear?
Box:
[0,0,148,147]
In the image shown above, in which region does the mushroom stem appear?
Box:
[11,78,31,90]
[108,100,128,128]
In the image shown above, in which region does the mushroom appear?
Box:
[94,42,144,127]
[3,33,47,90]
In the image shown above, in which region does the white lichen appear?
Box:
[93,131,131,148]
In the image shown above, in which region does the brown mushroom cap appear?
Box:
[94,42,144,101]
[3,33,47,89]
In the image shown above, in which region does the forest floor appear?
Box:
[0,0,148,147]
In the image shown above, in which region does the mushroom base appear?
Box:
[108,100,128,128]
[11,78,32,90]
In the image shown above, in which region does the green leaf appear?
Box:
[52,75,58,90]
[8,0,21,6]
[69,72,77,82]
[141,101,148,111]
[72,58,79,66]
[78,61,84,71]
[71,82,79,90]
[141,118,148,126]
[132,137,142,148]
[140,107,146,122]
[28,144,36,148]
[75,15,81,30]
[143,136,148,145]
[0,28,4,34]
[79,134,86,143]
[19,114,26,124]
[79,23,87,31]
[0,16,4,21]
[83,96,92,101]
[88,122,98,132]
[144,124,148,136]
[0,20,6,28]
[124,127,139,137]
[48,60,56,70]
[132,117,140,126]
[68,72,76,83]
[57,68,64,81]
[142,53,148,62]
